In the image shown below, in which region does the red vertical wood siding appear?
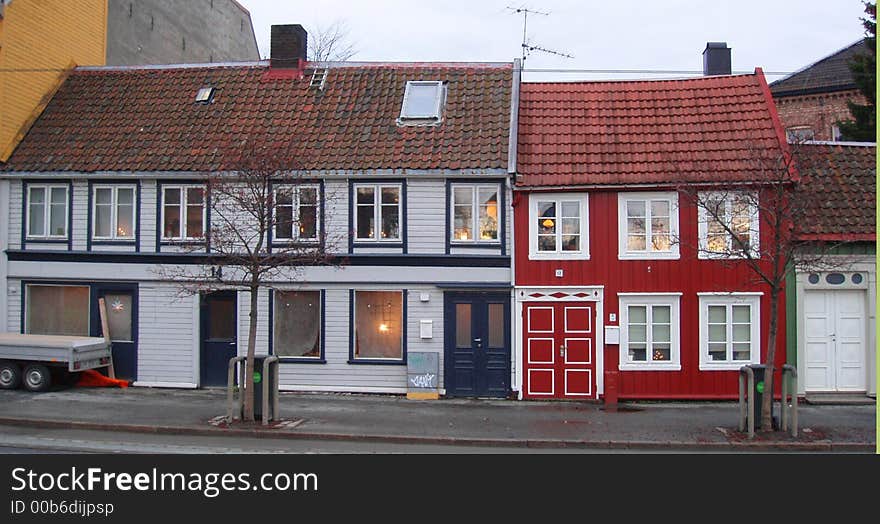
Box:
[514,188,787,399]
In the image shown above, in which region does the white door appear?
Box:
[803,290,866,392]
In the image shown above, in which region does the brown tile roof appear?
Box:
[516,71,788,188]
[796,142,876,241]
[770,40,869,97]
[3,62,512,173]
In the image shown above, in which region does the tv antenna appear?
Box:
[506,5,574,63]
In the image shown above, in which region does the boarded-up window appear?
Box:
[354,291,403,360]
[26,285,90,336]
[274,291,321,358]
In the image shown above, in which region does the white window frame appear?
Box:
[618,293,681,371]
[698,293,762,371]
[273,184,320,243]
[528,193,590,260]
[92,185,137,241]
[353,183,402,243]
[160,184,206,241]
[399,80,445,122]
[697,191,759,259]
[25,184,69,240]
[352,290,405,362]
[617,191,679,260]
[450,183,502,245]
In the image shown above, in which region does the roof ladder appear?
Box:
[310,69,328,90]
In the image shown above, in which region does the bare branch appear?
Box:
[308,20,358,62]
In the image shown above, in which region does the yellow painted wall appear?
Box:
[0,0,108,161]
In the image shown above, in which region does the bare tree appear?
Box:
[308,20,358,62]
[155,139,340,422]
[675,142,855,432]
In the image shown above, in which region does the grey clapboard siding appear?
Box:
[0,180,7,332]
[6,279,21,333]
[407,179,446,254]
[275,286,445,392]
[140,180,157,252]
[237,288,269,357]
[71,181,88,251]
[323,180,348,254]
[136,285,197,384]
[8,180,21,250]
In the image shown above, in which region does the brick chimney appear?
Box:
[271,24,307,69]
[702,42,731,76]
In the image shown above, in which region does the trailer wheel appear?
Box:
[22,364,51,392]
[0,361,21,390]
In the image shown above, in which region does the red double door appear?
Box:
[523,302,597,399]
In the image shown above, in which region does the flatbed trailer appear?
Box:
[0,333,112,392]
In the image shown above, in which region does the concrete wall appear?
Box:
[773,89,867,141]
[106,0,259,65]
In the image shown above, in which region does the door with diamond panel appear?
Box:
[523,302,596,399]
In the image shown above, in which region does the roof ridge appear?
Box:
[521,72,759,86]
[769,39,867,92]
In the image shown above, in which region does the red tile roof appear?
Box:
[3,62,512,173]
[795,143,876,241]
[516,70,789,188]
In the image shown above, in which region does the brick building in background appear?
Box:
[769,40,870,142]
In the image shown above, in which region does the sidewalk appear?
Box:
[0,387,875,451]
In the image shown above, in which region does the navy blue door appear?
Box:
[200,291,237,387]
[91,284,138,381]
[444,292,510,398]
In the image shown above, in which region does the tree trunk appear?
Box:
[761,286,780,431]
[242,279,260,422]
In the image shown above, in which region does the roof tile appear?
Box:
[516,73,787,187]
[4,63,512,173]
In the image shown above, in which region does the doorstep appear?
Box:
[804,392,876,405]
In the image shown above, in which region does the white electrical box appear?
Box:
[419,292,430,302]
[419,320,433,339]
[604,326,620,345]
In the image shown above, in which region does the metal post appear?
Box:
[738,367,746,432]
[781,364,798,437]
[262,355,279,426]
[739,366,755,438]
[226,356,246,423]
[273,356,280,422]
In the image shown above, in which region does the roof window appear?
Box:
[399,81,446,124]
[195,87,215,104]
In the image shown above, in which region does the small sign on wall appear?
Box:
[407,352,439,400]
[419,320,433,339]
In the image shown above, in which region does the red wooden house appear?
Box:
[512,68,790,400]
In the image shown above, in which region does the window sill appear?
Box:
[25,238,68,243]
[351,242,404,248]
[91,240,137,245]
[348,359,406,366]
[697,252,759,260]
[528,252,590,261]
[618,252,680,261]
[277,357,326,364]
[160,240,206,246]
[619,363,682,372]
[699,362,758,371]
[450,242,502,248]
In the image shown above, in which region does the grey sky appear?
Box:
[239,0,870,82]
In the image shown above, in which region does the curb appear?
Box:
[0,417,873,452]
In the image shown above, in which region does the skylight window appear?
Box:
[195,87,215,103]
[399,81,445,123]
